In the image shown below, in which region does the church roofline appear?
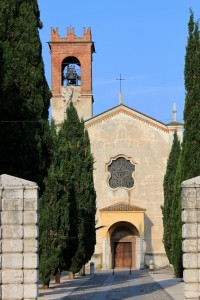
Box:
[87,104,165,125]
[85,104,171,133]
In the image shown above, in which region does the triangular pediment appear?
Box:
[86,104,170,133]
[100,201,146,212]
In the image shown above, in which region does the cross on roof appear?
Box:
[116,74,125,104]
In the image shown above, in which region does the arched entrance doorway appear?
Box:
[109,221,139,269]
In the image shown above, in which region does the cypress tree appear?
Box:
[39,101,96,281]
[39,113,80,284]
[59,102,96,274]
[162,131,180,264]
[171,11,200,277]
[57,103,81,271]
[181,11,200,179]
[39,120,62,286]
[82,130,96,264]
[171,158,183,277]
[0,0,51,190]
[70,127,96,274]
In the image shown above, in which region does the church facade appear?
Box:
[49,27,183,269]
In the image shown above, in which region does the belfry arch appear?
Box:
[62,56,81,86]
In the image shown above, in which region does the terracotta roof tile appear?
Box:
[167,121,184,126]
[100,202,146,212]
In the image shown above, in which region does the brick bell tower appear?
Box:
[49,27,95,126]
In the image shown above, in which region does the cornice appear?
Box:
[86,105,169,133]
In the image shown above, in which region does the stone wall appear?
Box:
[0,174,38,300]
[182,176,200,300]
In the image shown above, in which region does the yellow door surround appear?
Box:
[100,202,145,239]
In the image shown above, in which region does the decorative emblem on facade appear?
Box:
[62,86,81,107]
[108,157,135,189]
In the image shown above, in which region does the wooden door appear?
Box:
[114,242,132,269]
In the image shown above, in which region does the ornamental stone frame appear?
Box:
[107,155,136,190]
[0,174,38,300]
[181,176,200,300]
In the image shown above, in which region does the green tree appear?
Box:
[171,158,183,277]
[39,101,96,282]
[0,0,51,190]
[162,131,180,264]
[59,102,96,274]
[70,128,96,274]
[181,11,200,179]
[39,120,62,286]
[56,105,81,271]
[171,11,200,278]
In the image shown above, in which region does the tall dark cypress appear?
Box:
[82,130,96,264]
[39,120,62,286]
[59,102,96,274]
[39,101,96,283]
[0,0,51,189]
[171,11,200,277]
[181,11,200,179]
[70,126,96,274]
[57,102,81,271]
[171,158,183,277]
[162,131,180,264]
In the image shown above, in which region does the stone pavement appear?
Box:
[150,268,184,300]
[38,268,184,300]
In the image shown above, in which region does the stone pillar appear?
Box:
[0,174,38,300]
[102,238,107,269]
[140,237,144,269]
[181,176,200,300]
[90,262,95,275]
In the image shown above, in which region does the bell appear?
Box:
[66,65,77,85]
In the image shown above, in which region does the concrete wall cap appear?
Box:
[181,176,200,187]
[0,174,38,188]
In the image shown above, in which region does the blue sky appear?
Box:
[38,1,200,123]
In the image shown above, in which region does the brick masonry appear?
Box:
[182,176,200,300]
[49,27,95,125]
[0,174,38,300]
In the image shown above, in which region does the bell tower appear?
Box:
[49,27,95,126]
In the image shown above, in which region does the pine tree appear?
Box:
[162,131,180,264]
[0,0,51,190]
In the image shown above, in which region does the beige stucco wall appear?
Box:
[86,106,171,267]
[51,86,93,126]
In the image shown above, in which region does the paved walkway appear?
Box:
[38,268,184,300]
